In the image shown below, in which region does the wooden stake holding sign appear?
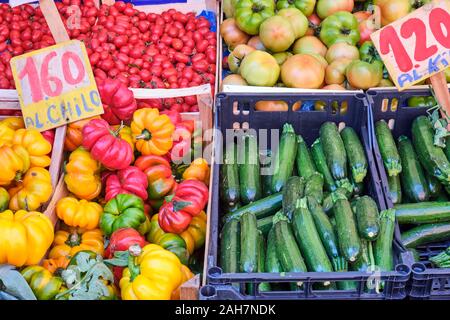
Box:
[371,0,450,116]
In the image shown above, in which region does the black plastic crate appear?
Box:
[203,92,411,300]
[367,87,450,299]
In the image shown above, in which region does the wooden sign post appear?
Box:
[371,0,450,116]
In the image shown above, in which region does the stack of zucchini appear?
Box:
[375,116,450,251]
[219,122,396,292]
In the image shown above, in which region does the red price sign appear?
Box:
[10,40,103,131]
[371,0,450,90]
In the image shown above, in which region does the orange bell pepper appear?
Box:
[182,158,210,185]
[0,145,30,186]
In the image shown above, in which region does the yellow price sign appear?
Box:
[10,39,104,131]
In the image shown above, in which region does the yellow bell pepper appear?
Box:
[64,147,101,200]
[180,211,207,253]
[119,244,183,300]
[48,228,104,259]
[0,123,15,147]
[182,158,211,186]
[56,197,103,230]
[131,108,174,156]
[0,117,24,130]
[9,167,53,211]
[0,145,30,186]
[0,210,54,267]
[13,128,52,168]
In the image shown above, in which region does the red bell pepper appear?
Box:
[104,228,147,283]
[134,155,177,201]
[82,119,133,170]
[97,78,137,125]
[105,166,148,201]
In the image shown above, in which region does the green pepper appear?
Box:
[407,96,437,108]
[275,0,316,17]
[21,266,64,300]
[235,0,275,35]
[100,194,146,237]
[319,11,360,47]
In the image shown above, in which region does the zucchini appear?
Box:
[375,120,402,176]
[304,172,324,204]
[260,150,273,197]
[333,256,357,290]
[311,139,337,192]
[374,209,395,271]
[257,232,271,292]
[387,174,402,205]
[292,198,333,273]
[239,133,262,204]
[425,172,442,199]
[273,213,307,272]
[296,135,317,180]
[398,135,430,202]
[395,202,450,224]
[220,219,240,273]
[257,215,274,237]
[282,176,304,220]
[271,123,298,193]
[266,226,283,273]
[332,192,361,262]
[307,197,340,268]
[402,222,450,248]
[220,142,240,208]
[445,136,450,161]
[412,116,450,184]
[320,122,348,181]
[350,239,374,272]
[222,192,282,224]
[349,169,364,197]
[341,127,367,183]
[354,196,380,240]
[240,212,258,273]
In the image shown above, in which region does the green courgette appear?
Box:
[239,133,262,204]
[375,120,402,176]
[240,212,258,273]
[282,176,304,220]
[307,197,340,268]
[445,136,450,161]
[220,219,240,273]
[341,127,367,183]
[273,212,307,272]
[257,215,274,237]
[412,116,450,184]
[374,209,395,271]
[304,172,324,204]
[271,123,298,193]
[320,122,348,181]
[402,222,450,248]
[395,202,450,224]
[260,150,273,197]
[222,192,282,224]
[333,256,357,290]
[354,196,380,240]
[425,172,442,199]
[266,226,283,273]
[296,135,317,180]
[387,174,402,205]
[350,239,374,272]
[332,192,361,262]
[220,142,240,208]
[257,231,271,292]
[292,198,333,273]
[398,135,430,202]
[311,139,337,192]
[349,169,364,197]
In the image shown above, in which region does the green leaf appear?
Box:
[0,265,36,300]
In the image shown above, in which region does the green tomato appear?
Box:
[407,96,437,108]
[346,60,383,89]
[235,0,275,35]
[319,11,360,47]
[100,194,146,237]
[276,0,316,17]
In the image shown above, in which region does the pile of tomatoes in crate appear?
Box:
[0,0,217,113]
